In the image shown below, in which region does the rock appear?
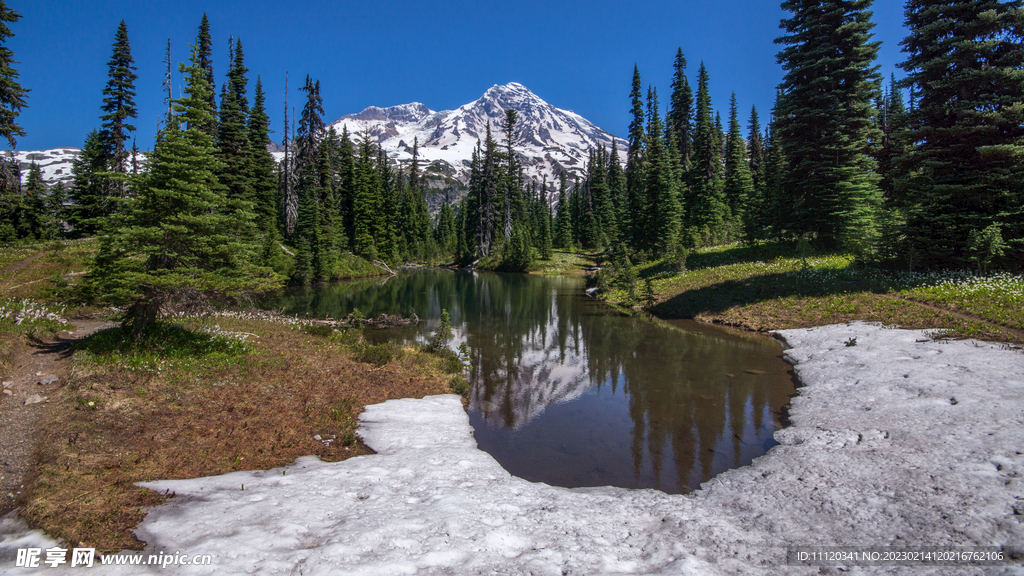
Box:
[2,389,11,396]
[24,394,46,405]
[2,381,13,388]
[38,374,58,385]
[313,435,322,442]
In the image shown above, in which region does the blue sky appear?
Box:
[6,0,910,151]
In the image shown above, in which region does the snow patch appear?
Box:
[3,322,1022,575]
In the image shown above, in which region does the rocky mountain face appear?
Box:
[327,83,627,204]
[8,83,625,212]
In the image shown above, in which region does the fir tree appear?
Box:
[668,48,694,170]
[194,13,218,136]
[775,0,883,250]
[745,105,766,240]
[434,201,457,255]
[88,44,271,338]
[46,181,66,239]
[875,73,907,205]
[22,161,47,239]
[247,76,278,228]
[554,171,572,248]
[687,62,727,245]
[624,65,646,247]
[99,20,137,192]
[0,0,28,149]
[899,0,1024,266]
[723,93,754,238]
[606,140,627,241]
[68,130,109,235]
[643,87,680,255]
[218,38,252,205]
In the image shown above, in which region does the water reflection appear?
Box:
[262,269,795,494]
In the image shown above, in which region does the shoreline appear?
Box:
[4,321,1021,574]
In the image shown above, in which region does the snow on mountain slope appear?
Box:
[329,82,627,199]
[3,148,80,187]
[7,84,626,207]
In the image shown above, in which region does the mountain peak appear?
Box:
[327,83,626,198]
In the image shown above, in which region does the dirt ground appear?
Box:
[0,320,115,516]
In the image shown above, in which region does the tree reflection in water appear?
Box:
[262,269,796,494]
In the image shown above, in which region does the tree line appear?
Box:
[0,1,1021,335]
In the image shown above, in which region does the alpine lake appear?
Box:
[262,268,797,494]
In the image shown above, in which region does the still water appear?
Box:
[263,268,796,494]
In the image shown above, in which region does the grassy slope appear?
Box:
[600,242,1024,345]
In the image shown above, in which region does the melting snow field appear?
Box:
[3,322,1023,575]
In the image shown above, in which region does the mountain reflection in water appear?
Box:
[262,268,796,494]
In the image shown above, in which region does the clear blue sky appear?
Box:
[6,0,910,151]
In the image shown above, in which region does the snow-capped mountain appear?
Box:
[7,83,625,210]
[3,148,80,187]
[327,82,627,196]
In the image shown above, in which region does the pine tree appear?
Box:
[22,161,47,239]
[723,93,754,239]
[745,105,766,240]
[88,44,271,338]
[0,0,28,149]
[624,65,646,248]
[668,48,694,171]
[68,130,109,236]
[99,20,137,196]
[352,131,382,259]
[247,76,278,229]
[899,0,1024,267]
[775,0,882,250]
[194,13,218,136]
[554,171,572,248]
[875,73,907,205]
[434,201,456,256]
[762,91,789,242]
[218,38,252,205]
[606,141,627,243]
[46,181,66,239]
[643,88,680,256]
[687,62,727,245]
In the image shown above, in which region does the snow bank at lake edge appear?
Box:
[2,322,1022,575]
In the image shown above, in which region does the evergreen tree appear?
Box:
[554,171,572,248]
[875,73,907,205]
[194,13,218,136]
[668,48,694,170]
[687,62,727,245]
[352,131,382,259]
[775,0,883,250]
[22,161,47,239]
[0,0,28,149]
[434,201,457,255]
[624,65,646,247]
[589,146,617,245]
[723,93,754,238]
[68,130,109,235]
[46,181,66,239]
[99,20,137,196]
[606,140,627,242]
[218,38,252,207]
[643,88,680,256]
[247,76,278,228]
[762,92,789,242]
[899,0,1024,267]
[745,105,766,240]
[88,44,271,338]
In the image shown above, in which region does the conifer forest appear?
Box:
[0,1,1022,334]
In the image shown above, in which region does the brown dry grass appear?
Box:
[21,316,451,554]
